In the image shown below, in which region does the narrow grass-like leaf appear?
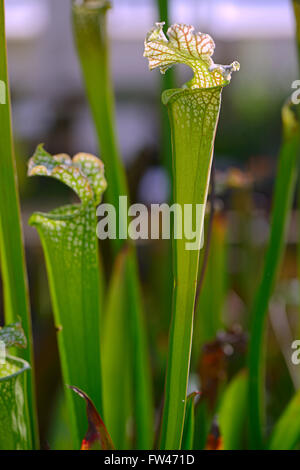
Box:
[144,22,239,449]
[124,256,154,448]
[156,0,174,179]
[28,145,106,448]
[155,0,174,344]
[218,370,248,450]
[72,0,127,241]
[0,355,31,450]
[193,215,227,366]
[248,101,300,449]
[102,245,132,449]
[181,392,200,450]
[70,386,115,450]
[47,388,73,450]
[268,389,300,450]
[193,398,212,450]
[72,2,153,448]
[0,0,38,448]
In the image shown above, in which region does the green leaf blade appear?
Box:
[218,370,248,450]
[0,0,39,448]
[248,101,300,449]
[181,392,200,450]
[72,3,154,449]
[269,390,300,450]
[102,246,133,449]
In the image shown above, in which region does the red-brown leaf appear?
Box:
[70,386,115,450]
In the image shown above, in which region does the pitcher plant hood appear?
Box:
[144,22,240,89]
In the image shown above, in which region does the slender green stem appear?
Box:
[248,102,300,449]
[72,1,127,246]
[194,162,216,310]
[157,0,170,25]
[0,0,38,448]
[72,1,153,448]
[156,0,174,179]
[155,0,175,370]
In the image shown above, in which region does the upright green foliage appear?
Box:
[218,371,248,450]
[102,247,132,449]
[28,145,106,448]
[248,101,300,449]
[72,0,126,241]
[247,2,300,451]
[0,0,38,448]
[181,392,199,450]
[193,215,227,366]
[268,389,300,450]
[72,1,153,448]
[156,0,174,178]
[144,22,239,449]
[155,1,175,375]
